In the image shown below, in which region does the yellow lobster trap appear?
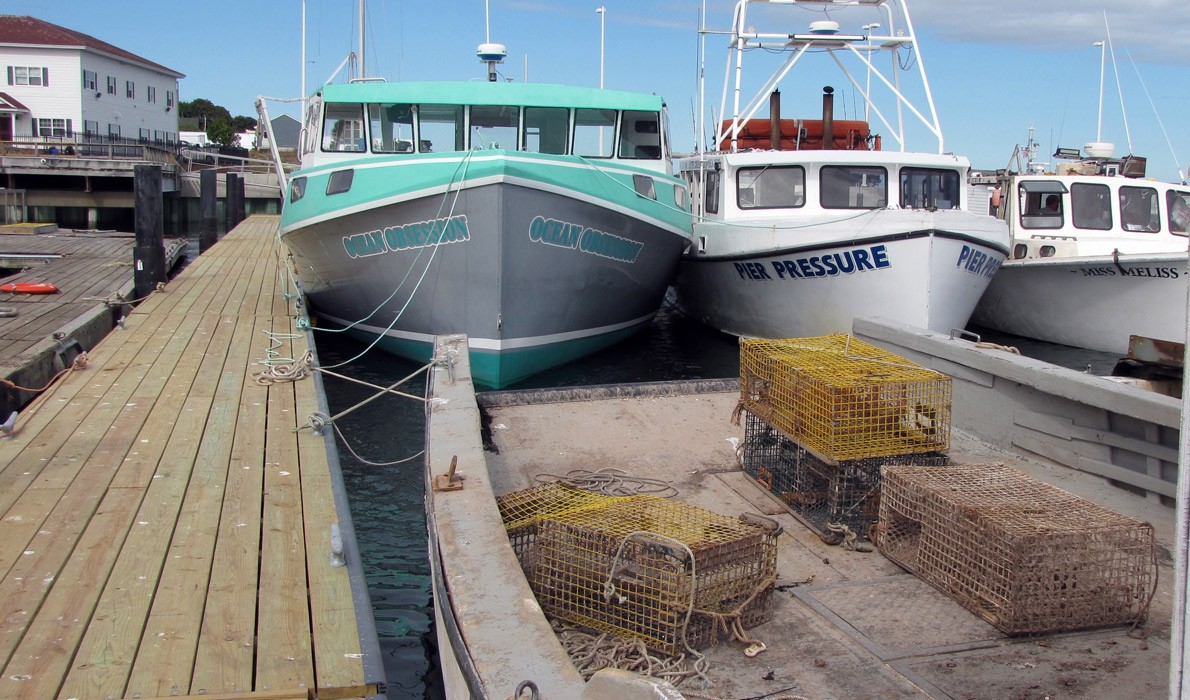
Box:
[739,334,952,462]
[497,484,778,656]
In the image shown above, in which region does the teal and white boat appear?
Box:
[279,78,693,388]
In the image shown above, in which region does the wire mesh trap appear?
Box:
[498,485,778,657]
[877,463,1157,635]
[739,408,947,543]
[739,334,952,462]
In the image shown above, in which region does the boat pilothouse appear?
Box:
[971,133,1190,354]
[279,75,694,389]
[672,0,1009,340]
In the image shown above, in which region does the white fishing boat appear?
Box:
[971,134,1190,354]
[671,0,1009,340]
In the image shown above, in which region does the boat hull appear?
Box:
[971,252,1188,354]
[673,230,1005,339]
[282,179,688,388]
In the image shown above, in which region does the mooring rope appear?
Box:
[532,467,678,498]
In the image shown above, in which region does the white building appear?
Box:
[0,15,184,145]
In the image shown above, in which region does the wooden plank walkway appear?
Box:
[0,230,189,417]
[0,215,379,700]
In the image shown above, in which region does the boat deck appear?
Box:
[0,216,379,699]
[0,228,187,415]
[479,387,1174,699]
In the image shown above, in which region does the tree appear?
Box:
[207,118,235,146]
[231,115,257,132]
[179,98,231,130]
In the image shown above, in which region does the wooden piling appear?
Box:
[133,163,166,302]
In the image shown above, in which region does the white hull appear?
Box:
[675,210,1008,338]
[972,252,1189,354]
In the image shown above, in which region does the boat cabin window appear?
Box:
[1018,180,1066,229]
[1167,190,1190,236]
[368,103,415,153]
[705,170,721,215]
[1119,186,1160,233]
[820,166,887,209]
[1070,183,1112,231]
[574,108,616,158]
[417,104,465,152]
[899,168,959,210]
[322,104,366,152]
[619,111,662,160]
[471,104,519,150]
[737,165,805,209]
[303,95,323,156]
[524,107,569,154]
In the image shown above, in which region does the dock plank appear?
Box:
[0,216,374,700]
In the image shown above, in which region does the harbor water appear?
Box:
[312,300,1122,699]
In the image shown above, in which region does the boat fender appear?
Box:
[0,281,60,294]
[0,306,16,318]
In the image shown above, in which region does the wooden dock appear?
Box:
[0,228,188,417]
[0,215,381,699]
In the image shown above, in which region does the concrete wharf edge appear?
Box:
[0,215,383,699]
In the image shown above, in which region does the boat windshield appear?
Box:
[1120,186,1161,233]
[899,167,959,210]
[368,103,415,153]
[821,166,887,209]
[1070,183,1112,231]
[738,166,805,209]
[1167,190,1190,235]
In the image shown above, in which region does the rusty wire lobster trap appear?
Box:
[497,484,778,656]
[739,408,947,543]
[739,334,952,462]
[877,463,1157,635]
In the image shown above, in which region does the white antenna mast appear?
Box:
[1104,13,1133,154]
[477,0,506,81]
[358,0,365,79]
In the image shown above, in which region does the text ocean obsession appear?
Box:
[529,216,644,263]
[342,215,470,258]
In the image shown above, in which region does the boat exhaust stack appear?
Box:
[822,86,835,151]
[769,89,781,150]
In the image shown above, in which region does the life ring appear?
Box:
[0,282,60,294]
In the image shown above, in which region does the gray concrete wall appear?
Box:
[854,317,1181,505]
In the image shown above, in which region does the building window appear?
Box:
[83,70,97,91]
[166,91,175,108]
[8,66,48,86]
[154,130,164,142]
[84,120,99,136]
[34,118,72,138]
[138,128,150,142]
[109,124,121,138]
[147,86,156,103]
[126,80,135,99]
[107,76,116,95]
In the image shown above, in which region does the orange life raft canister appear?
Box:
[0,282,60,294]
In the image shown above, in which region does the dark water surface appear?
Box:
[312,302,1120,699]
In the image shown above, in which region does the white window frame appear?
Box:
[83,70,97,91]
[13,66,46,86]
[106,75,117,95]
[126,80,135,99]
[35,118,71,138]
[147,86,156,103]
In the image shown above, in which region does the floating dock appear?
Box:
[0,228,188,418]
[0,215,381,699]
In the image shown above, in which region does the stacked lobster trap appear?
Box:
[497,483,778,656]
[737,335,951,542]
[877,464,1157,635]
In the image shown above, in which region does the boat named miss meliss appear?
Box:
[279,48,692,388]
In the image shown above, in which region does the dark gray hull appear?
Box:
[281,182,689,388]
